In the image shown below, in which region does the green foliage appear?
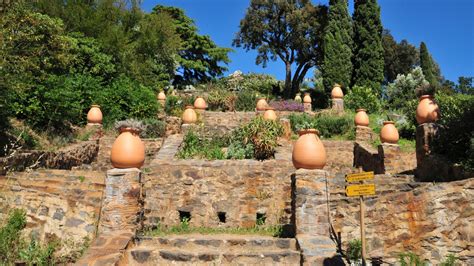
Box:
[345,85,381,113]
[232,116,283,160]
[94,76,159,127]
[351,0,384,95]
[432,92,474,171]
[153,5,231,84]
[147,222,282,237]
[141,118,167,139]
[321,0,353,91]
[346,239,362,262]
[457,76,474,95]
[226,142,254,160]
[0,209,56,265]
[233,0,328,97]
[420,42,439,88]
[235,90,259,111]
[206,88,237,111]
[12,74,102,134]
[440,254,458,266]
[398,252,427,266]
[382,30,419,83]
[288,112,354,139]
[237,73,280,96]
[164,95,184,117]
[177,131,228,160]
[386,67,428,110]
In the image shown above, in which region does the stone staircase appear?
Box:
[123,234,301,265]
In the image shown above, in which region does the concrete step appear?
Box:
[125,234,300,265]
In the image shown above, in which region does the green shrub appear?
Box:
[164,95,183,117]
[345,85,381,114]
[226,142,254,159]
[398,252,427,266]
[207,88,237,111]
[432,92,474,171]
[288,112,354,139]
[0,209,56,265]
[177,131,228,160]
[235,90,258,111]
[346,239,362,262]
[232,116,283,160]
[12,74,102,133]
[94,76,159,127]
[141,118,166,138]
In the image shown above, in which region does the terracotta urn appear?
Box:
[263,107,278,121]
[110,128,145,168]
[256,98,268,111]
[292,129,327,169]
[303,93,312,104]
[157,91,166,101]
[354,109,369,127]
[194,96,207,110]
[294,94,302,103]
[87,105,103,124]
[182,106,197,124]
[380,121,399,144]
[416,95,440,124]
[331,84,344,99]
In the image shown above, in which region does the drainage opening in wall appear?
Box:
[217,212,226,223]
[256,212,266,225]
[178,211,191,223]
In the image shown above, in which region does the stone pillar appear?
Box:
[331,99,344,112]
[99,168,143,234]
[378,143,400,175]
[416,123,439,166]
[280,118,292,140]
[355,125,375,143]
[304,103,312,113]
[294,169,337,264]
[85,123,103,141]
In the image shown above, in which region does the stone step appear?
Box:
[125,247,301,265]
[124,234,300,265]
[136,234,297,251]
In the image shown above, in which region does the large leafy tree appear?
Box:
[153,5,232,85]
[382,30,418,83]
[321,0,353,93]
[351,0,384,95]
[233,0,328,98]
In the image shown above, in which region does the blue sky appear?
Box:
[142,0,474,84]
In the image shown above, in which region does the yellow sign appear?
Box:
[346,184,376,197]
[345,171,374,182]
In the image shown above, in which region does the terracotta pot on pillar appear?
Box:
[182,106,198,124]
[331,84,344,99]
[292,129,326,169]
[110,128,145,168]
[354,109,369,127]
[87,105,103,124]
[303,93,312,104]
[416,95,440,124]
[157,92,166,106]
[294,93,302,103]
[263,107,278,121]
[380,121,399,144]
[194,96,207,110]
[256,98,268,111]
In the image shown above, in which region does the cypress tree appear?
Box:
[321,0,353,93]
[419,41,439,88]
[351,0,384,95]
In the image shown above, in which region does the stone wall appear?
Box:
[0,140,99,175]
[143,159,294,230]
[416,123,473,181]
[0,169,105,257]
[354,142,416,175]
[328,175,474,265]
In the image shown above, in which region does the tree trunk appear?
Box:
[284,61,292,98]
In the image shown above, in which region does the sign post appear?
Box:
[345,171,375,266]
